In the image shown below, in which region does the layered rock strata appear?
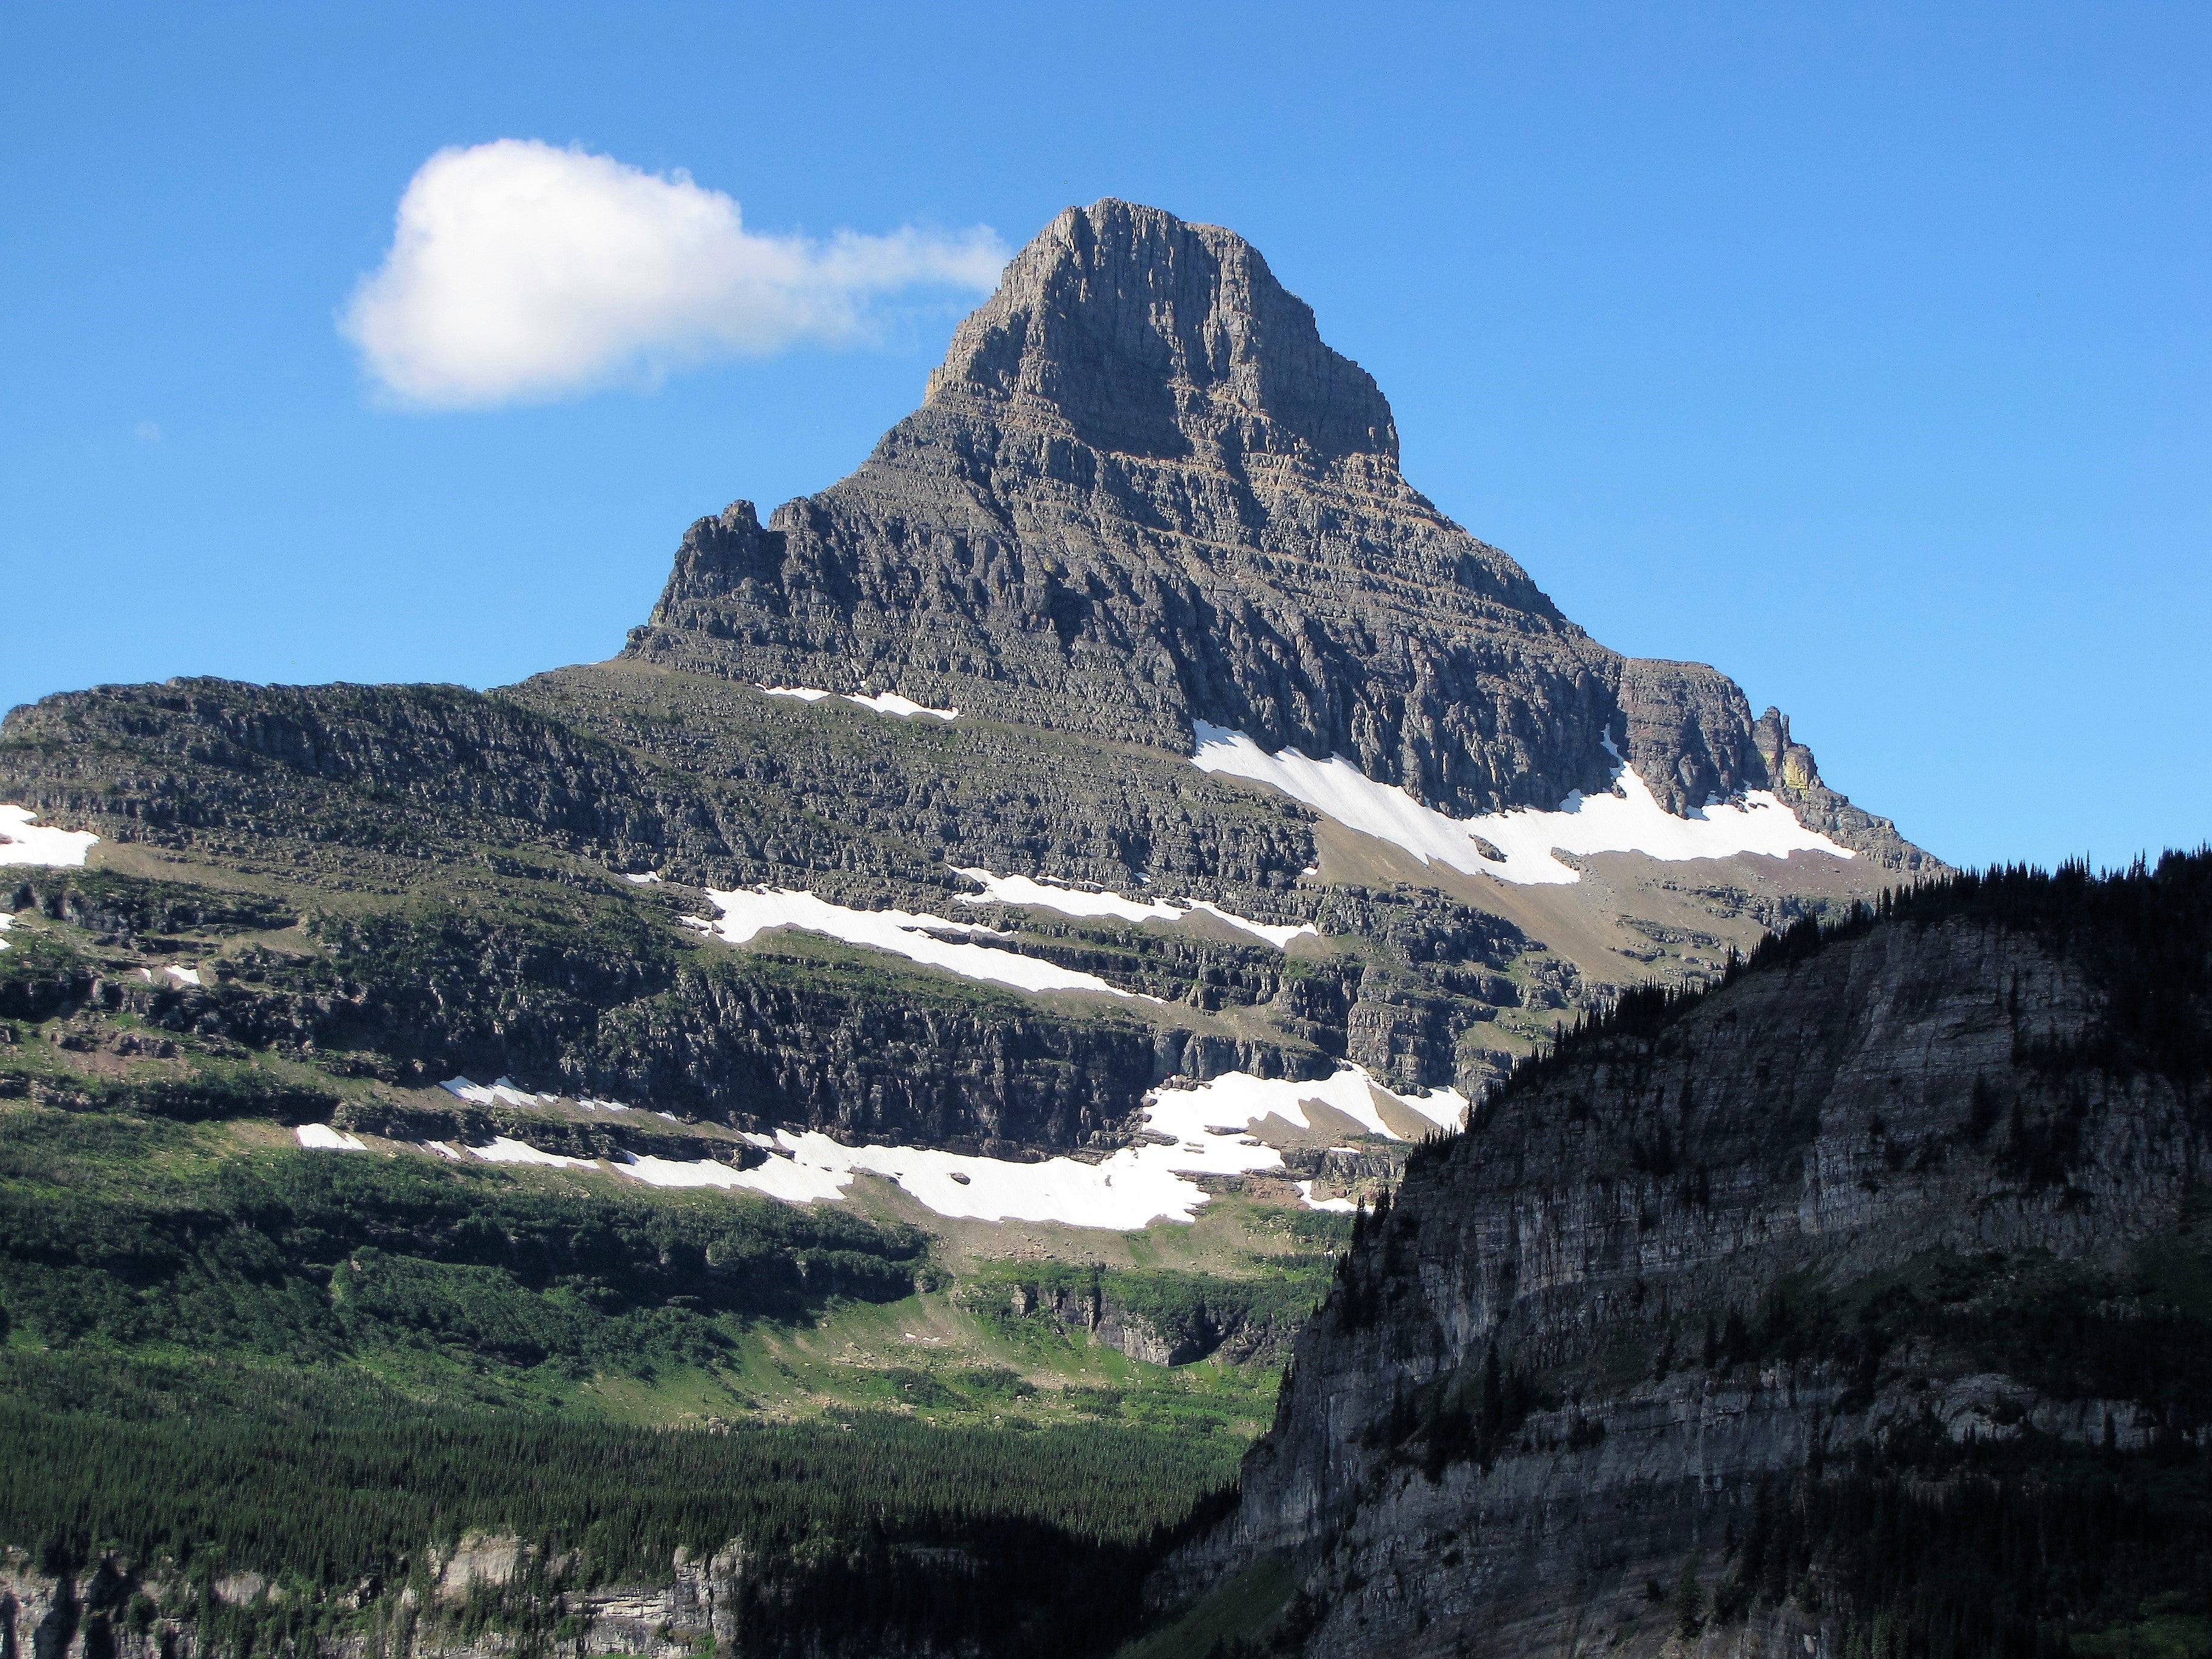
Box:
[1170,904,2211,1655]
[629,198,1924,866]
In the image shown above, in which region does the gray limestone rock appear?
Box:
[1165,894,2212,1654]
[627,199,1922,863]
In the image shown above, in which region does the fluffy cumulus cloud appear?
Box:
[341,139,1008,408]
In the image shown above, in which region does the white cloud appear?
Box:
[341,139,1008,409]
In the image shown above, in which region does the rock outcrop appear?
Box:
[627,199,1922,863]
[1,1538,755,1659]
[1167,863,2212,1654]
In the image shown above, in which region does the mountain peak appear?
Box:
[921,199,1399,466]
[627,201,1932,870]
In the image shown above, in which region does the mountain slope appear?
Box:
[0,198,1958,1659]
[1160,854,2212,1657]
[628,198,1920,856]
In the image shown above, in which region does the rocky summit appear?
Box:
[2,199,2123,1659]
[629,199,1914,849]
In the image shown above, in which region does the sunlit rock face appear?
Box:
[626,199,1921,862]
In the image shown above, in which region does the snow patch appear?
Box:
[717,1152,857,1206]
[0,913,15,952]
[845,691,958,721]
[950,867,1317,950]
[411,1061,1434,1230]
[1190,722,1853,885]
[295,1125,367,1151]
[440,1076,558,1108]
[1148,1067,1467,1143]
[467,1136,596,1169]
[692,887,1153,1000]
[1184,900,1317,950]
[1296,1181,1358,1214]
[0,805,98,868]
[606,1147,857,1204]
[719,1064,1452,1229]
[758,686,957,721]
[622,871,663,885]
[164,965,203,988]
[612,1153,755,1190]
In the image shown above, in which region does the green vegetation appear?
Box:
[1697,1434,2212,1659]
[962,1255,1337,1366]
[0,1081,1288,1657]
[1471,848,2212,1129]
[0,1105,924,1380]
[2,1346,1238,1658]
[0,1071,1308,1655]
[1115,1553,1308,1659]
[1693,1215,2212,1423]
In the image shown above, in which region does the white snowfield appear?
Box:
[1297,1181,1358,1214]
[468,1135,596,1168]
[165,965,203,988]
[758,686,958,722]
[950,867,1318,950]
[441,1076,561,1109]
[0,805,98,868]
[1156,1066,1467,1142]
[622,871,665,885]
[0,914,15,951]
[414,1064,1439,1229]
[688,887,1156,1000]
[711,1064,1461,1230]
[295,1125,367,1151]
[1190,723,1852,885]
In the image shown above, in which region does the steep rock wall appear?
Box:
[626,199,1920,861]
[1170,910,2212,1655]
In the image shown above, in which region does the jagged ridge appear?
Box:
[628,198,1923,867]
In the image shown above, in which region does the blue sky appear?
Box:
[3,3,2205,872]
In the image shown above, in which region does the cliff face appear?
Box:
[0,201,1940,1159]
[1173,870,2212,1655]
[626,199,1909,850]
[0,1537,937,1659]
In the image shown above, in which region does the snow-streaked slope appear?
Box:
[295,1124,367,1150]
[1296,1181,1358,1213]
[950,867,1318,950]
[432,1079,824,1194]
[0,805,98,868]
[689,887,1153,1000]
[414,1064,1437,1230]
[468,1136,597,1169]
[441,1076,555,1109]
[719,1064,1454,1229]
[764,1130,1215,1229]
[1148,1066,1468,1141]
[1190,723,1852,885]
[611,1153,757,1190]
[711,1149,856,1205]
[758,686,957,721]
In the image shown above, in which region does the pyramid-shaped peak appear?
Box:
[923,199,1398,464]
